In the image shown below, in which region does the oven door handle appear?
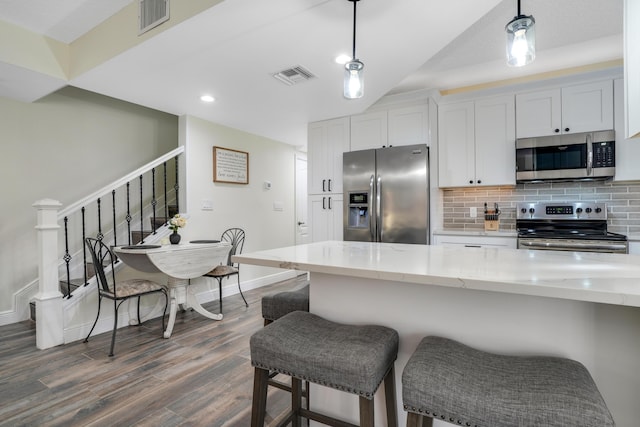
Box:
[586,133,593,176]
[519,240,627,252]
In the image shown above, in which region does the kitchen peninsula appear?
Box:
[235,241,640,427]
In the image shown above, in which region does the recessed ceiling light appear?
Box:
[335,54,351,65]
[200,94,215,103]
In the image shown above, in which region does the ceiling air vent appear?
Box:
[273,66,316,86]
[139,0,170,35]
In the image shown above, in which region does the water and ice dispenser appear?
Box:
[347,192,370,229]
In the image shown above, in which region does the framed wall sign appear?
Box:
[213,146,249,184]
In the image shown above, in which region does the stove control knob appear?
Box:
[576,208,583,214]
[528,208,535,214]
[595,207,602,213]
[585,207,592,213]
[520,208,527,214]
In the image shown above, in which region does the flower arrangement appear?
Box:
[169,214,187,233]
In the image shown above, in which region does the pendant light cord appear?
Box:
[352,0,357,60]
[517,0,521,17]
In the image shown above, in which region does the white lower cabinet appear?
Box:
[309,194,343,242]
[432,234,517,249]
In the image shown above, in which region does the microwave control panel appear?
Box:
[593,141,615,168]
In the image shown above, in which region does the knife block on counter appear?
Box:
[484,210,500,231]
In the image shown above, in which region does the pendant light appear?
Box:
[344,0,364,99]
[505,0,535,67]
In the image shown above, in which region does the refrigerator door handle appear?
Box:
[369,175,375,240]
[376,175,382,242]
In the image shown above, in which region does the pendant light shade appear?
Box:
[344,59,364,99]
[505,0,535,67]
[344,0,364,99]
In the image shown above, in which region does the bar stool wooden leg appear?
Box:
[383,366,398,427]
[251,367,269,427]
[292,377,303,427]
[359,396,374,427]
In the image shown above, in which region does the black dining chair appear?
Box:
[83,237,168,357]
[204,228,248,313]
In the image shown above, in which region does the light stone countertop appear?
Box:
[234,240,640,307]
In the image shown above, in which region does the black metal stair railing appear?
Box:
[57,148,183,299]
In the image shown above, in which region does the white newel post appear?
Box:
[33,199,64,350]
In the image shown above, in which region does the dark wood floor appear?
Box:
[0,275,309,427]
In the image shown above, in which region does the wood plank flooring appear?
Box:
[0,275,309,426]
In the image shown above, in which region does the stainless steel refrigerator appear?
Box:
[343,144,429,244]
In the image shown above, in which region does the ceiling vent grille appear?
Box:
[139,0,170,35]
[273,66,316,86]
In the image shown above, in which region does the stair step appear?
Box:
[59,278,86,294]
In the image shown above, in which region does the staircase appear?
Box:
[30,205,179,321]
[30,147,184,347]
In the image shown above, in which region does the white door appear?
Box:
[295,153,310,245]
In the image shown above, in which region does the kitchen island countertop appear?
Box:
[235,240,640,426]
[234,240,640,307]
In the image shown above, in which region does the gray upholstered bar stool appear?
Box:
[402,336,615,427]
[250,311,399,427]
[261,284,310,326]
[261,284,311,406]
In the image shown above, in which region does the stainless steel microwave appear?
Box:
[515,130,615,182]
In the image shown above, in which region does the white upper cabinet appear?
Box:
[307,117,350,195]
[614,78,640,181]
[438,95,515,188]
[516,80,614,138]
[625,0,640,139]
[350,111,388,152]
[475,96,516,186]
[438,101,475,188]
[388,104,429,147]
[350,104,428,151]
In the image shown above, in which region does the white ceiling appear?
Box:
[0,0,624,148]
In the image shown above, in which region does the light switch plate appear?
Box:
[201,199,213,210]
[470,207,477,218]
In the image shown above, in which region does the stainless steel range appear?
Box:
[516,201,628,254]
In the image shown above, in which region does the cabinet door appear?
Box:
[613,78,640,181]
[308,122,328,194]
[327,118,350,193]
[309,194,343,242]
[515,89,562,138]
[350,111,388,151]
[432,234,517,248]
[561,80,613,134]
[625,0,640,138]
[308,118,350,194]
[328,195,343,241]
[475,95,516,186]
[388,104,428,147]
[438,102,475,187]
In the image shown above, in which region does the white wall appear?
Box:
[179,115,298,299]
[0,87,178,323]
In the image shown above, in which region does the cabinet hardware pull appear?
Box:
[565,127,570,132]
[322,197,326,209]
[328,197,332,210]
[554,128,560,133]
[322,179,326,192]
[328,179,332,192]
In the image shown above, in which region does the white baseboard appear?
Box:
[0,280,38,326]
